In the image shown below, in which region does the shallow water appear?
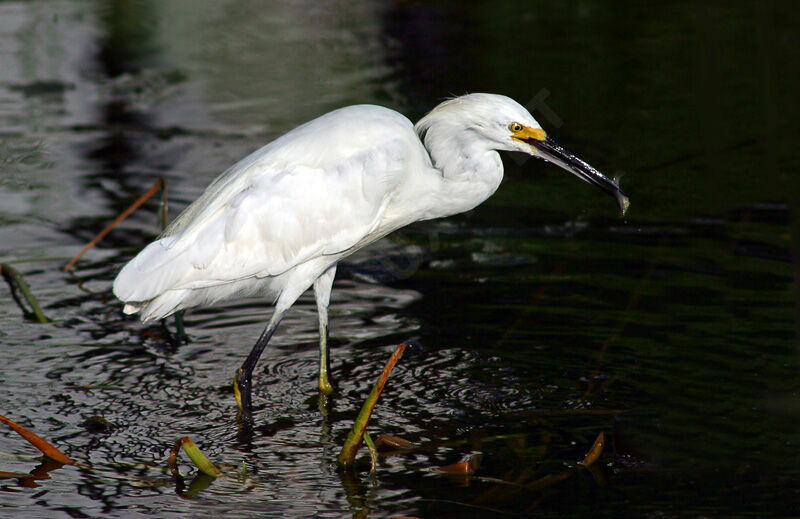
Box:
[1,1,799,517]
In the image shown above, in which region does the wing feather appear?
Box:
[113,116,413,306]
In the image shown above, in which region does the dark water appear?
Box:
[1,1,799,517]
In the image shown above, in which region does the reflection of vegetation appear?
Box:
[98,0,160,77]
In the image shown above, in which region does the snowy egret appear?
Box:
[113,93,628,416]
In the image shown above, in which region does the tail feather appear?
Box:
[113,237,186,303]
[123,289,189,322]
[113,214,228,305]
[123,303,142,315]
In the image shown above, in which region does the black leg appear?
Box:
[235,315,283,420]
[173,310,188,344]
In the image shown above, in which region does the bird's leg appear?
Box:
[235,311,284,419]
[314,265,337,395]
[173,310,188,344]
[318,319,333,395]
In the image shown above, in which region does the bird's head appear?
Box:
[416,93,629,216]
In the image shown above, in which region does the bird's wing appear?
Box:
[113,135,411,303]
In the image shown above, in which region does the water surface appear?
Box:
[1,1,798,517]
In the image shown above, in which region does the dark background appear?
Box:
[1,1,798,517]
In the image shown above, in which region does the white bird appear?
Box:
[113,93,628,417]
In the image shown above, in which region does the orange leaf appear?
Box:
[0,414,74,465]
[580,431,605,467]
[375,434,413,451]
[437,458,476,475]
[166,438,182,476]
[0,471,34,479]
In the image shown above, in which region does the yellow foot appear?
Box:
[233,369,244,410]
[318,373,334,395]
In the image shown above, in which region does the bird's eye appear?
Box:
[509,122,523,132]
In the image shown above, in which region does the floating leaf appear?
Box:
[0,414,74,465]
[375,434,413,451]
[434,455,480,487]
[436,457,476,476]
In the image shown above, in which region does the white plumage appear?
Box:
[114,105,421,318]
[113,93,628,413]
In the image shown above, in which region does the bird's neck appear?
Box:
[425,131,505,219]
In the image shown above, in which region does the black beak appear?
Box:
[528,136,629,216]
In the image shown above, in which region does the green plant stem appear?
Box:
[0,264,49,323]
[179,437,221,477]
[337,343,405,468]
[363,431,378,474]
